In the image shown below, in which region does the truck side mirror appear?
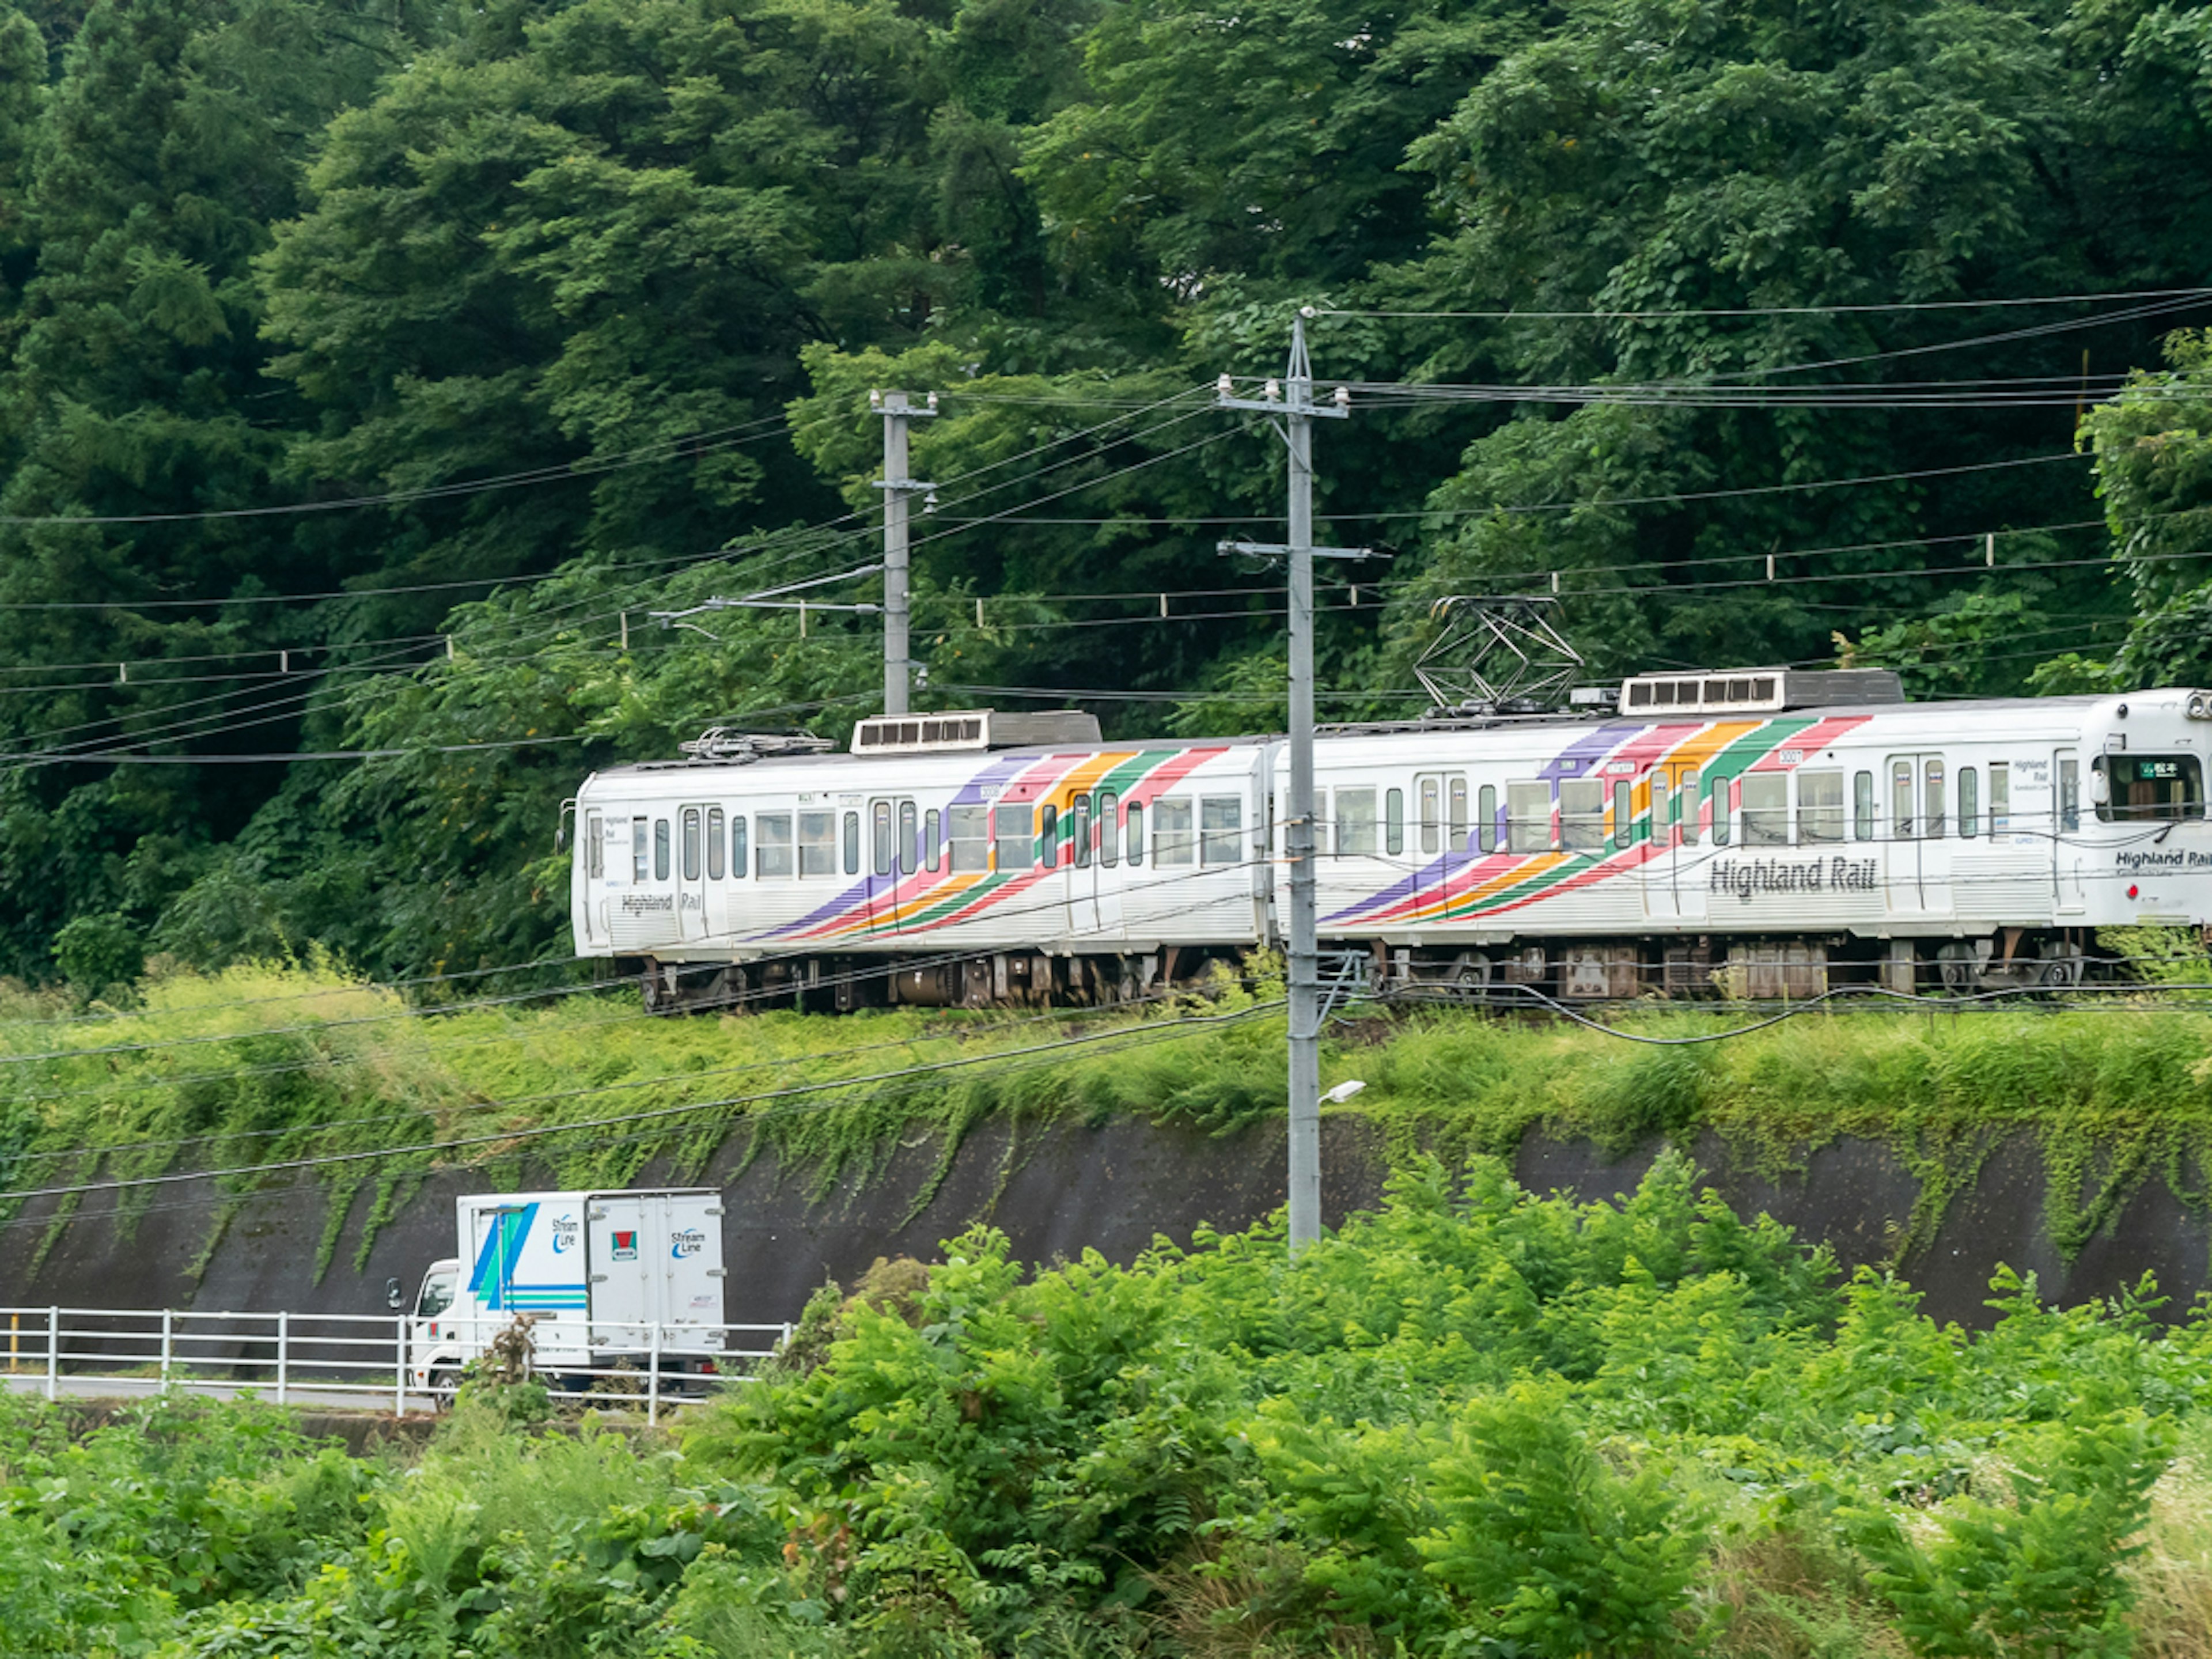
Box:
[384,1276,405,1310]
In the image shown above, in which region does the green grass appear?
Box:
[6,953,2212,1280]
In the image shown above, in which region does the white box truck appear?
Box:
[399,1189,726,1397]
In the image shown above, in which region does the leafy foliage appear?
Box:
[20,1160,2212,1655]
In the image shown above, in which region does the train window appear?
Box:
[1799,770,1844,844]
[1853,771,1874,840]
[1709,777,1730,847]
[992,804,1031,870]
[949,806,989,872]
[1477,784,1497,853]
[1891,761,1914,839]
[1612,780,1631,849]
[1923,759,1946,838]
[1040,804,1060,868]
[1449,777,1469,849]
[872,802,893,876]
[653,819,671,881]
[1127,801,1145,866]
[924,809,942,872]
[2058,756,2080,834]
[1560,779,1604,851]
[1680,769,1701,847]
[585,812,603,879]
[1506,781,1551,853]
[730,815,748,879]
[681,808,702,881]
[1099,792,1119,868]
[1335,789,1377,856]
[1418,776,1440,855]
[1959,767,1979,838]
[1990,763,2010,832]
[1385,788,1405,855]
[1741,774,1787,846]
[844,811,861,875]
[1154,798,1194,865]
[2098,754,2205,822]
[1650,777,1671,848]
[1200,797,1242,866]
[706,809,725,879]
[800,810,836,878]
[1073,795,1093,869]
[898,801,919,876]
[756,813,792,878]
[632,819,649,884]
[1310,787,1328,854]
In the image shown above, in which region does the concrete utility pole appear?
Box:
[871,389,936,715]
[1218,312,1356,1256]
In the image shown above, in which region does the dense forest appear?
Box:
[0,0,2207,986]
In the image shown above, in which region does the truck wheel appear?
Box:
[429,1366,460,1409]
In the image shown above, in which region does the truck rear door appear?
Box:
[660,1192,726,1351]
[585,1193,653,1356]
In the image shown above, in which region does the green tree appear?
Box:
[1374,0,2202,685]
[0,0,428,976]
[2075,329,2212,688]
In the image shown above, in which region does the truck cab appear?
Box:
[408,1257,464,1396]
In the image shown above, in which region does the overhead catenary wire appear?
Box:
[0,974,1262,1169]
[0,1006,1277,1235]
[0,389,1229,762]
[0,851,1286,1064]
[1312,287,2212,320]
[0,998,1286,1206]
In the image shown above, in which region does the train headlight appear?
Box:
[2190,691,2212,721]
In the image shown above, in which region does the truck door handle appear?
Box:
[590,1274,608,1283]
[705,1268,726,1278]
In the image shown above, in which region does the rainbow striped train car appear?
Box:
[569,672,2212,1009]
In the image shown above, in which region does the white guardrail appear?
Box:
[0,1306,795,1425]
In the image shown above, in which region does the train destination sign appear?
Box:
[1710,856,1880,903]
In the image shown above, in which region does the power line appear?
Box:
[0,999,1283,1205]
[1313,287,2212,320]
[0,412,801,532]
[0,978,1248,1169]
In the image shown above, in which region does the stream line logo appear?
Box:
[466,1203,588,1312]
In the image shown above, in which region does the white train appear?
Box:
[568,671,2212,1009]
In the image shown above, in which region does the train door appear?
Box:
[2052,747,2085,914]
[1884,755,1955,915]
[1642,763,1705,924]
[1092,790,1126,938]
[676,805,710,940]
[869,797,918,930]
[1412,772,1467,908]
[1066,791,1101,936]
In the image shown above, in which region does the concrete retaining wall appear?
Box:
[3,1118,2204,1330]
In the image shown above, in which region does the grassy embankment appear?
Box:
[2,945,2211,1277]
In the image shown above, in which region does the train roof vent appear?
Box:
[850,709,1103,755]
[983,710,1102,749]
[1618,666,1904,717]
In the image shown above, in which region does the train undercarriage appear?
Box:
[627,927,2109,1014]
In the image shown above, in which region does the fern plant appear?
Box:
[1848,1408,2175,1658]
[1418,1384,1706,1658]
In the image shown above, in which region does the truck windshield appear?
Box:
[416,1274,455,1320]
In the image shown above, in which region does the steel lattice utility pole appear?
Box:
[1218,312,1357,1256]
[872,389,937,715]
